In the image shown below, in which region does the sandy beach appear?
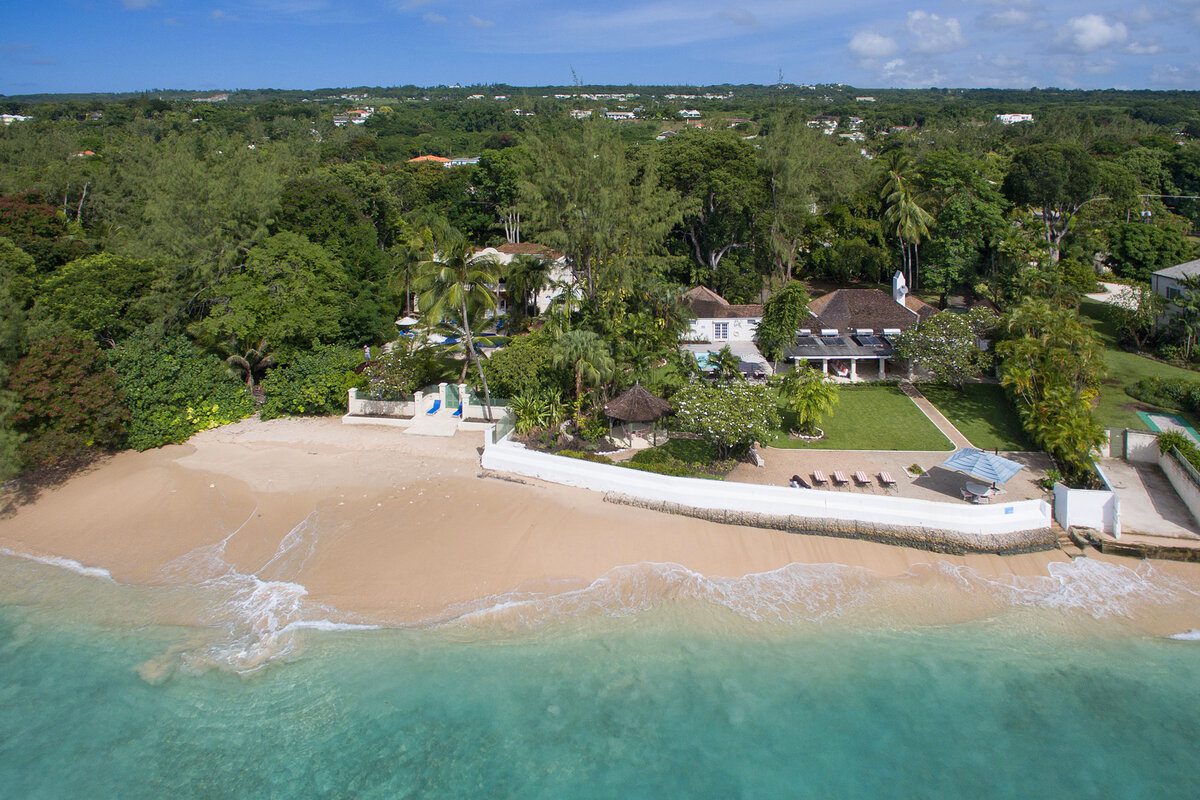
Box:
[2,417,1198,630]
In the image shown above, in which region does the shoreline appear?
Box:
[1,417,1198,638]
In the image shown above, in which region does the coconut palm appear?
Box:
[552,329,615,402]
[415,235,501,420]
[879,152,934,290]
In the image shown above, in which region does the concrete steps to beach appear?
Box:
[403,413,459,437]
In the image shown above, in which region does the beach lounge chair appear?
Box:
[832,470,849,486]
[426,399,442,416]
[879,471,897,490]
[811,470,828,486]
[789,474,812,489]
[452,402,463,418]
[852,471,870,486]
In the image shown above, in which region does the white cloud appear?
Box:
[121,0,157,8]
[906,10,964,54]
[1125,41,1161,55]
[211,9,236,21]
[1060,14,1127,53]
[979,9,1028,29]
[422,11,446,24]
[468,14,495,29]
[848,30,898,59]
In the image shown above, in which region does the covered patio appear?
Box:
[781,332,896,382]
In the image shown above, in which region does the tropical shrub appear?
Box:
[478,331,564,398]
[892,308,995,387]
[1127,377,1200,413]
[625,438,732,479]
[5,335,127,468]
[1157,430,1200,472]
[260,345,366,420]
[363,340,454,400]
[671,380,780,457]
[557,449,615,465]
[109,334,254,450]
[0,365,22,481]
[776,368,839,435]
[510,389,566,439]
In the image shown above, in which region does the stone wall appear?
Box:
[605,494,1057,554]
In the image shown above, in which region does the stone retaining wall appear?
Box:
[604,493,1058,555]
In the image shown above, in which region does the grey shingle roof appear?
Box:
[1152,258,1200,280]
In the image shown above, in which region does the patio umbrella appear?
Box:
[396,315,419,327]
[939,448,1024,487]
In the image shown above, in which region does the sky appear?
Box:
[3,1,1200,94]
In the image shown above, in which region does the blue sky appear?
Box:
[3,1,1199,94]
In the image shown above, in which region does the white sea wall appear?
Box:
[481,442,1052,539]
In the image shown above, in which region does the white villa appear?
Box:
[1152,257,1200,326]
[681,286,763,343]
[782,272,935,380]
[472,242,575,315]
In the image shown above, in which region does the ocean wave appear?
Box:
[1167,629,1200,641]
[916,558,1194,618]
[0,547,114,581]
[439,561,878,629]
[160,511,369,673]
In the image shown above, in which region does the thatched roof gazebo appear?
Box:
[604,384,672,446]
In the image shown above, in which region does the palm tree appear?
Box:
[415,236,501,420]
[710,345,743,381]
[879,153,934,290]
[552,329,615,403]
[224,338,275,400]
[503,254,551,330]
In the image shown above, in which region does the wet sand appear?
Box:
[2,417,1197,628]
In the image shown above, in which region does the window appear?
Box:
[1167,286,1182,301]
[713,322,729,340]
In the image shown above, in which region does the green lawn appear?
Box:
[765,384,953,451]
[1078,299,1200,430]
[920,383,1034,451]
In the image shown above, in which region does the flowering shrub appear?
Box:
[671,380,780,457]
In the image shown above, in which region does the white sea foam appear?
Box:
[0,547,114,581]
[159,510,372,672]
[917,558,1191,618]
[1167,629,1200,641]
[441,561,877,629]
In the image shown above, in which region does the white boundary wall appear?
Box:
[1052,461,1119,536]
[1158,450,1200,528]
[481,441,1051,537]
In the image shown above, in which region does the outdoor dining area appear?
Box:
[941,448,1026,504]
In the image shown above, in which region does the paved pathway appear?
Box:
[1097,458,1199,539]
[899,382,973,450]
[1084,282,1128,306]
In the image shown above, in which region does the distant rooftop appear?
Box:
[1153,258,1200,280]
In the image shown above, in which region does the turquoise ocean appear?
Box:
[2,551,1199,799]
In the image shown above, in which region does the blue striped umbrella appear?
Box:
[940,448,1024,486]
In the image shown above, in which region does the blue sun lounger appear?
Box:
[426,399,441,415]
[452,402,463,418]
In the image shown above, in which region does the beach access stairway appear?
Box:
[343,385,510,437]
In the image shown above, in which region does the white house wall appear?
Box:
[688,317,761,343]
